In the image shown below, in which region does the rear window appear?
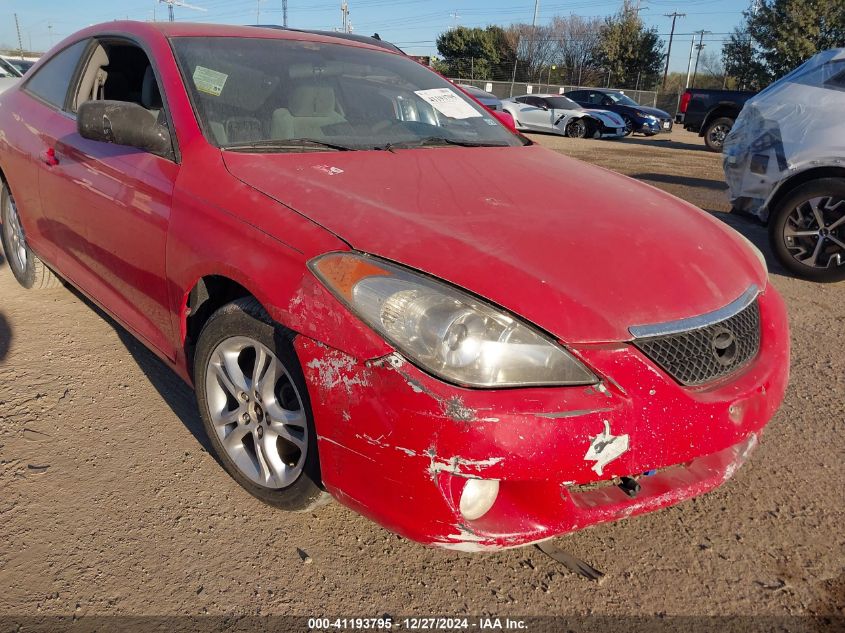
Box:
[24,40,88,108]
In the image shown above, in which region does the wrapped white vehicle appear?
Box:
[723,48,845,282]
[501,94,625,138]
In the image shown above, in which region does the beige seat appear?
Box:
[271,85,345,140]
[74,45,109,111]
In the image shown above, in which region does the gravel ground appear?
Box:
[0,129,843,624]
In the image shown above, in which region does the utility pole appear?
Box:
[684,36,695,88]
[282,0,288,27]
[256,0,263,23]
[159,0,206,23]
[14,13,24,59]
[341,1,350,32]
[449,11,461,27]
[661,11,685,89]
[531,0,540,28]
[691,30,710,88]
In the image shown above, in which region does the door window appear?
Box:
[24,40,88,108]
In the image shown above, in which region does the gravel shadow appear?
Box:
[0,312,10,362]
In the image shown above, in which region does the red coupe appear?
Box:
[0,22,789,551]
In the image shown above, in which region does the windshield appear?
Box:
[0,58,22,78]
[607,92,638,106]
[544,96,580,110]
[171,37,523,151]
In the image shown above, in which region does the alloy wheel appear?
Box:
[204,336,308,489]
[567,119,587,138]
[3,193,27,271]
[707,124,730,150]
[783,196,845,269]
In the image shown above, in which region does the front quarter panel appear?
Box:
[167,147,393,380]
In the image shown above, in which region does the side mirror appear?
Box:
[77,100,172,158]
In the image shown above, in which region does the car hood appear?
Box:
[583,108,624,126]
[222,145,765,343]
[628,104,671,119]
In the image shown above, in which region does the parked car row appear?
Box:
[456,85,673,141]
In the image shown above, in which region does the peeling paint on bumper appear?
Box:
[294,285,789,550]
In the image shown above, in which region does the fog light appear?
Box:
[459,478,499,521]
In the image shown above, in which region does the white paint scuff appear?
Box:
[583,420,630,476]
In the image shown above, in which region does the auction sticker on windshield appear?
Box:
[415,88,482,119]
[192,65,228,96]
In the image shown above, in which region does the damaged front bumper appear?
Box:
[295,285,789,551]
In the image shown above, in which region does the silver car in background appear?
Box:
[501,94,625,138]
[0,57,23,94]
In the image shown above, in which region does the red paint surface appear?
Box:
[0,22,789,549]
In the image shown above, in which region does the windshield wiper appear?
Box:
[223,138,355,152]
[376,136,510,150]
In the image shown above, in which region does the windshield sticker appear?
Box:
[193,65,228,96]
[415,88,482,119]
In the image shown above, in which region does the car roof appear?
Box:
[457,84,499,99]
[251,25,404,53]
[579,88,623,94]
[62,21,396,55]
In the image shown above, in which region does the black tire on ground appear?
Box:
[1,182,61,290]
[622,115,634,137]
[768,178,845,283]
[565,118,588,138]
[703,116,734,152]
[194,297,329,510]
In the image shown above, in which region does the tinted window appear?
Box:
[567,91,586,101]
[606,92,639,106]
[25,40,88,108]
[545,96,580,110]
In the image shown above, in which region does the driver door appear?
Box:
[36,39,178,359]
[514,97,552,130]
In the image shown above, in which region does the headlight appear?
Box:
[736,232,768,273]
[309,252,597,388]
[635,111,655,120]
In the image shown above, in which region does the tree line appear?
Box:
[434,1,664,90]
[722,0,845,90]
[435,0,845,93]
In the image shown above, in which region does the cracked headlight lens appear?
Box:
[309,252,597,388]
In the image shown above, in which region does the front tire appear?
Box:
[703,116,733,152]
[622,115,634,137]
[1,182,60,290]
[768,178,845,283]
[194,298,329,510]
[565,118,588,138]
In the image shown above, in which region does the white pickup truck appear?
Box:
[0,57,23,94]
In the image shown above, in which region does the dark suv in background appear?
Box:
[565,88,673,136]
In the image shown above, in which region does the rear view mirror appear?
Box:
[77,100,173,158]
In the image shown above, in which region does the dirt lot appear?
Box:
[1,129,843,625]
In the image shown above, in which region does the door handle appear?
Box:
[40,148,60,167]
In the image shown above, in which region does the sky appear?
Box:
[0,0,749,72]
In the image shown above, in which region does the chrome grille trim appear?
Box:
[628,285,760,339]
